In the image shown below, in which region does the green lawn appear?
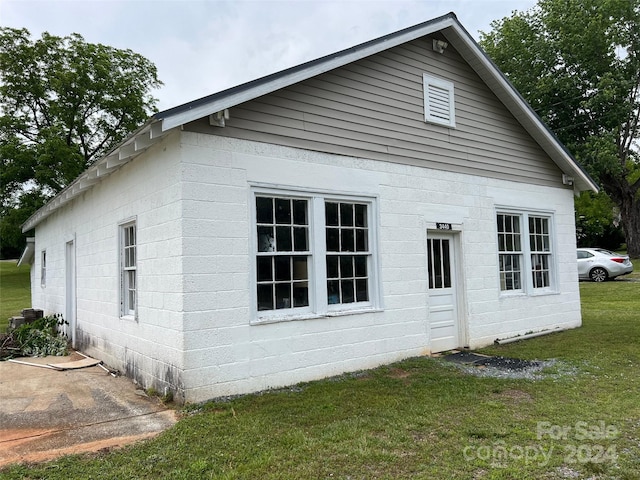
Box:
[0,260,31,333]
[1,262,639,479]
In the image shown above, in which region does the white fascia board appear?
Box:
[445,26,598,193]
[160,17,456,131]
[21,121,171,232]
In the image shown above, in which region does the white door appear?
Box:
[427,233,459,352]
[65,240,77,347]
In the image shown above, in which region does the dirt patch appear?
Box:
[0,429,163,467]
[387,367,412,379]
[495,389,534,404]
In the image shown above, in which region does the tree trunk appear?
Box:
[619,192,640,259]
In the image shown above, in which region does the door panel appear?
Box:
[428,235,459,352]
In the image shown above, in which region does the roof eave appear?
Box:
[157,13,458,131]
[21,119,171,232]
[441,25,598,193]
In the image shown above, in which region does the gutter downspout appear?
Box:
[494,328,566,345]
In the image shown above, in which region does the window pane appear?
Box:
[257,284,273,311]
[340,203,354,226]
[325,202,339,226]
[128,289,135,310]
[341,229,354,252]
[326,256,339,278]
[257,257,273,282]
[327,280,340,304]
[275,198,291,224]
[355,229,367,252]
[340,255,354,278]
[341,280,355,303]
[276,226,292,251]
[326,228,339,252]
[293,282,309,307]
[258,226,275,252]
[293,227,308,251]
[431,240,442,287]
[293,200,307,225]
[275,283,292,309]
[356,279,369,302]
[274,256,291,281]
[256,197,273,224]
[442,240,451,288]
[292,256,308,280]
[354,256,367,277]
[355,204,367,227]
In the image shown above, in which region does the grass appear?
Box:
[0,260,31,333]
[1,262,639,479]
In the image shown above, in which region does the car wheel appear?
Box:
[589,267,608,282]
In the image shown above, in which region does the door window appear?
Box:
[428,238,451,289]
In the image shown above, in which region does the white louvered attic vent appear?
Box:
[423,73,456,128]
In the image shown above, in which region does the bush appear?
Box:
[4,313,68,358]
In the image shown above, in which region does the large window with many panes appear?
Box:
[497,211,554,294]
[253,191,376,320]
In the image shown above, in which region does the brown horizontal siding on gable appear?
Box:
[184,37,564,188]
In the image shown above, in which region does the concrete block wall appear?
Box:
[179,133,581,402]
[31,132,187,399]
[30,128,581,404]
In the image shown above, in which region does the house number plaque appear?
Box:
[436,223,452,230]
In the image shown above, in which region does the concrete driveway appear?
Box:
[0,352,177,467]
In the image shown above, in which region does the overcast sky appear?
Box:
[1,0,536,111]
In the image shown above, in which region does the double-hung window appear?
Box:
[120,221,137,317]
[325,201,370,305]
[41,250,46,288]
[253,191,376,321]
[497,214,523,291]
[256,197,310,311]
[529,216,551,288]
[497,211,554,294]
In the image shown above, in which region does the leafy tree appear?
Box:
[0,28,162,258]
[480,0,640,257]
[575,191,625,249]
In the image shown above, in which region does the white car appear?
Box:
[577,248,634,282]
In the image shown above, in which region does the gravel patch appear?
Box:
[440,353,580,380]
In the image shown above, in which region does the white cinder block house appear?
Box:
[19,13,597,403]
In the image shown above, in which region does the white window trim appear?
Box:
[40,250,46,288]
[496,208,557,297]
[250,187,381,324]
[119,218,137,319]
[423,73,456,128]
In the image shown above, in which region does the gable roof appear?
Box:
[22,12,597,232]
